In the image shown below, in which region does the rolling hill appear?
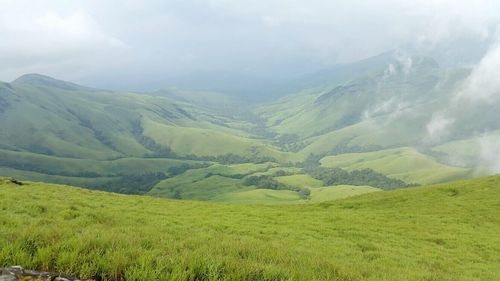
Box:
[0,51,498,200]
[0,175,499,280]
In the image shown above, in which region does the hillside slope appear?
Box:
[0,176,499,280]
[1,51,497,197]
[0,74,284,160]
[0,74,299,193]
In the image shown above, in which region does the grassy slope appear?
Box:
[148,163,275,200]
[0,149,202,177]
[214,185,381,204]
[320,147,474,184]
[0,70,490,197]
[431,131,500,167]
[149,165,383,204]
[308,185,381,202]
[212,189,303,204]
[1,76,294,162]
[0,176,499,280]
[274,174,324,188]
[142,118,298,162]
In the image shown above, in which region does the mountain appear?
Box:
[0,74,298,195]
[257,54,499,174]
[1,175,499,280]
[0,52,498,199]
[1,74,283,160]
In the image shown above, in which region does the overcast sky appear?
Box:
[1,0,499,91]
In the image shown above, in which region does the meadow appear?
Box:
[1,176,499,280]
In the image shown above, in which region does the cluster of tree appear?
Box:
[273,134,306,152]
[67,109,117,151]
[328,144,383,156]
[131,120,176,158]
[24,144,56,156]
[299,153,324,169]
[271,170,295,177]
[243,175,310,199]
[299,144,384,169]
[0,156,102,177]
[183,153,277,165]
[0,95,9,114]
[167,163,204,176]
[94,172,168,194]
[243,175,286,189]
[306,167,416,190]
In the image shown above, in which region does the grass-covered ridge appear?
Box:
[1,176,499,280]
[1,68,493,198]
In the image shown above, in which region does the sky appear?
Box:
[1,0,500,92]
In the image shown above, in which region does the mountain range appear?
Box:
[1,52,498,202]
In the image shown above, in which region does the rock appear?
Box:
[8,178,23,186]
[0,266,82,281]
[0,275,17,281]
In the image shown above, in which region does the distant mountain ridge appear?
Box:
[0,51,497,198]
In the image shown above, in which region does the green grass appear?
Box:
[0,167,118,187]
[0,75,299,166]
[1,176,499,280]
[142,118,299,162]
[148,164,379,203]
[0,149,202,178]
[274,174,324,188]
[320,147,474,184]
[148,163,274,200]
[431,131,500,167]
[215,185,381,204]
[213,189,303,204]
[0,72,493,197]
[308,185,381,202]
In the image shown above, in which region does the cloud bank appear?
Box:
[0,0,499,91]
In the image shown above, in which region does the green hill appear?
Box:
[1,52,498,198]
[319,147,475,184]
[0,74,301,194]
[1,176,499,280]
[0,74,278,160]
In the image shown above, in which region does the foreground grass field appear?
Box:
[0,176,499,280]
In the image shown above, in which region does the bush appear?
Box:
[306,167,415,190]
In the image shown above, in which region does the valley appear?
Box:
[0,54,496,203]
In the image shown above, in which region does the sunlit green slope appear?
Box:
[320,147,475,184]
[1,52,498,197]
[1,176,499,280]
[0,74,288,160]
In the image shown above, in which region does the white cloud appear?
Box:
[457,36,500,101]
[1,0,500,90]
[426,113,455,143]
[0,3,127,81]
[479,135,500,172]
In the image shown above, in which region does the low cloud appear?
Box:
[1,0,500,90]
[479,135,500,172]
[423,32,500,170]
[426,113,455,143]
[0,6,127,81]
[457,35,500,101]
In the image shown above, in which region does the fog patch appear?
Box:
[456,37,500,102]
[479,135,500,173]
[426,113,455,143]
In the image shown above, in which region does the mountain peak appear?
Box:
[12,73,84,90]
